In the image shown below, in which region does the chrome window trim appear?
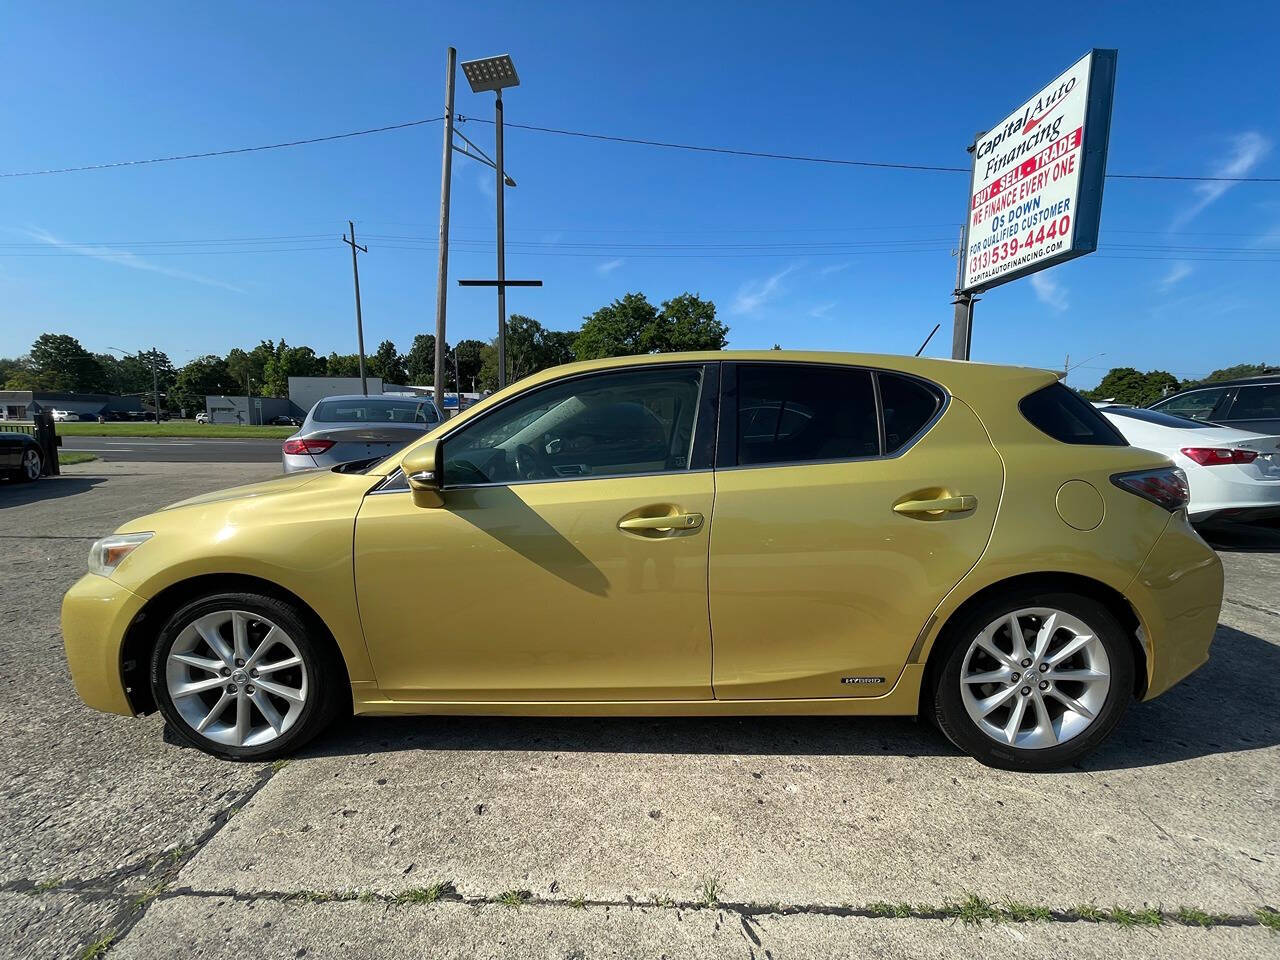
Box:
[369,465,715,494]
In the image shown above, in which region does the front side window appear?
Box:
[1224,384,1280,421]
[1151,388,1228,422]
[735,364,879,466]
[442,366,704,485]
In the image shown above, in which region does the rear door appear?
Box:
[708,362,1002,700]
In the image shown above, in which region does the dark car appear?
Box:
[1148,375,1280,434]
[0,431,44,482]
[268,415,302,427]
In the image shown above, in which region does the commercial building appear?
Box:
[0,390,146,421]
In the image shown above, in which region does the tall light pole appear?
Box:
[432,48,457,415]
[461,54,521,390]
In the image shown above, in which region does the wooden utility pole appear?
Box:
[342,221,369,396]
[433,47,457,413]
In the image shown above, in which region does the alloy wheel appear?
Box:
[165,610,308,747]
[959,607,1111,749]
[22,448,41,480]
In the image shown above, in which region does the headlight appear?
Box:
[88,532,153,577]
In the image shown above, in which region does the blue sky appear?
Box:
[2,1,1277,388]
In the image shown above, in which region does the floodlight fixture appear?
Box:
[460,54,519,94]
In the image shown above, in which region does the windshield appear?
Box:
[1106,407,1214,430]
[312,398,436,424]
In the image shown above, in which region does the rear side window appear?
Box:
[879,373,943,453]
[735,364,879,466]
[1020,384,1127,446]
[1226,384,1280,421]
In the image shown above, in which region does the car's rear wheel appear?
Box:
[930,590,1134,771]
[18,447,42,482]
[150,592,344,760]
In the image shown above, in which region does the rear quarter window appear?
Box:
[1020,383,1127,446]
[878,372,943,453]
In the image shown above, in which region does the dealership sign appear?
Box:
[962,50,1117,292]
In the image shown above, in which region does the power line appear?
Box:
[2,113,1276,183]
[0,119,443,178]
[459,117,1280,184]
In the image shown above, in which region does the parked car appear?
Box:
[50,409,74,422]
[1148,374,1280,434]
[1,431,44,481]
[281,395,443,473]
[194,413,210,425]
[267,415,302,427]
[63,353,1223,770]
[1098,404,1280,523]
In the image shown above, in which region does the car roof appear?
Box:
[313,394,436,403]
[1160,374,1280,395]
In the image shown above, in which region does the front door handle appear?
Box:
[893,495,977,516]
[618,512,704,532]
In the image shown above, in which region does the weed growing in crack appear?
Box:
[1072,903,1106,922]
[649,892,675,908]
[270,758,291,772]
[1106,906,1164,928]
[698,878,721,907]
[1002,900,1052,923]
[79,931,116,960]
[568,895,586,910]
[498,889,532,909]
[943,894,1002,925]
[1256,907,1280,933]
[33,877,63,893]
[396,882,452,905]
[1173,907,1227,928]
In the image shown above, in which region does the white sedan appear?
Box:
[1099,405,1280,523]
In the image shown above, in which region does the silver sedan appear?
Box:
[281,395,443,473]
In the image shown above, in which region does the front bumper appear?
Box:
[61,573,146,717]
[1128,513,1225,700]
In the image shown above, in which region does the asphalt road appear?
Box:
[2,461,1278,959]
[61,435,282,463]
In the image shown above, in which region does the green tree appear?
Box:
[226,341,273,394]
[452,339,486,392]
[173,355,235,412]
[1198,363,1279,385]
[261,340,321,397]
[324,352,363,377]
[1082,367,1180,406]
[574,293,658,360]
[367,339,408,385]
[28,333,107,392]
[653,293,727,352]
[405,334,444,385]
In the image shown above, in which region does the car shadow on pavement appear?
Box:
[0,474,106,508]
[299,622,1276,771]
[1196,519,1280,552]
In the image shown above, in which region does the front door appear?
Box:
[708,362,1002,700]
[354,363,717,701]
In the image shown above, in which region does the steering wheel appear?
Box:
[512,443,544,480]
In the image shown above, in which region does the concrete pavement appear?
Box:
[1,461,1277,958]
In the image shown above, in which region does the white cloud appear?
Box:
[809,301,836,318]
[1170,131,1271,230]
[596,258,623,275]
[732,264,797,314]
[1160,261,1193,289]
[1029,271,1068,311]
[819,261,851,276]
[23,227,244,293]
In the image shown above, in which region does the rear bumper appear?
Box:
[61,573,145,717]
[1127,513,1224,700]
[1191,504,1280,524]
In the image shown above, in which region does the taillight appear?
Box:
[1111,466,1190,512]
[283,438,335,456]
[1180,447,1257,466]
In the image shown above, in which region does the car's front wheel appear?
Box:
[18,447,42,481]
[150,592,345,760]
[930,590,1135,771]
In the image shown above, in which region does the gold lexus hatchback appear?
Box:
[63,352,1223,770]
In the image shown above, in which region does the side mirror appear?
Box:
[402,439,444,508]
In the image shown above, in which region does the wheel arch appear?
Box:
[119,573,352,715]
[918,571,1147,715]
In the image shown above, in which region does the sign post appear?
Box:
[952,49,1117,359]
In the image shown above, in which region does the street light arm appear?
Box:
[451,129,517,186]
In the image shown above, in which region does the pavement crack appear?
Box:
[1225,597,1280,618]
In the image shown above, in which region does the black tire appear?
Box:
[17,447,42,482]
[930,590,1135,771]
[150,591,345,760]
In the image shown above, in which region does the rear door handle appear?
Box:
[618,512,704,531]
[893,495,977,516]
